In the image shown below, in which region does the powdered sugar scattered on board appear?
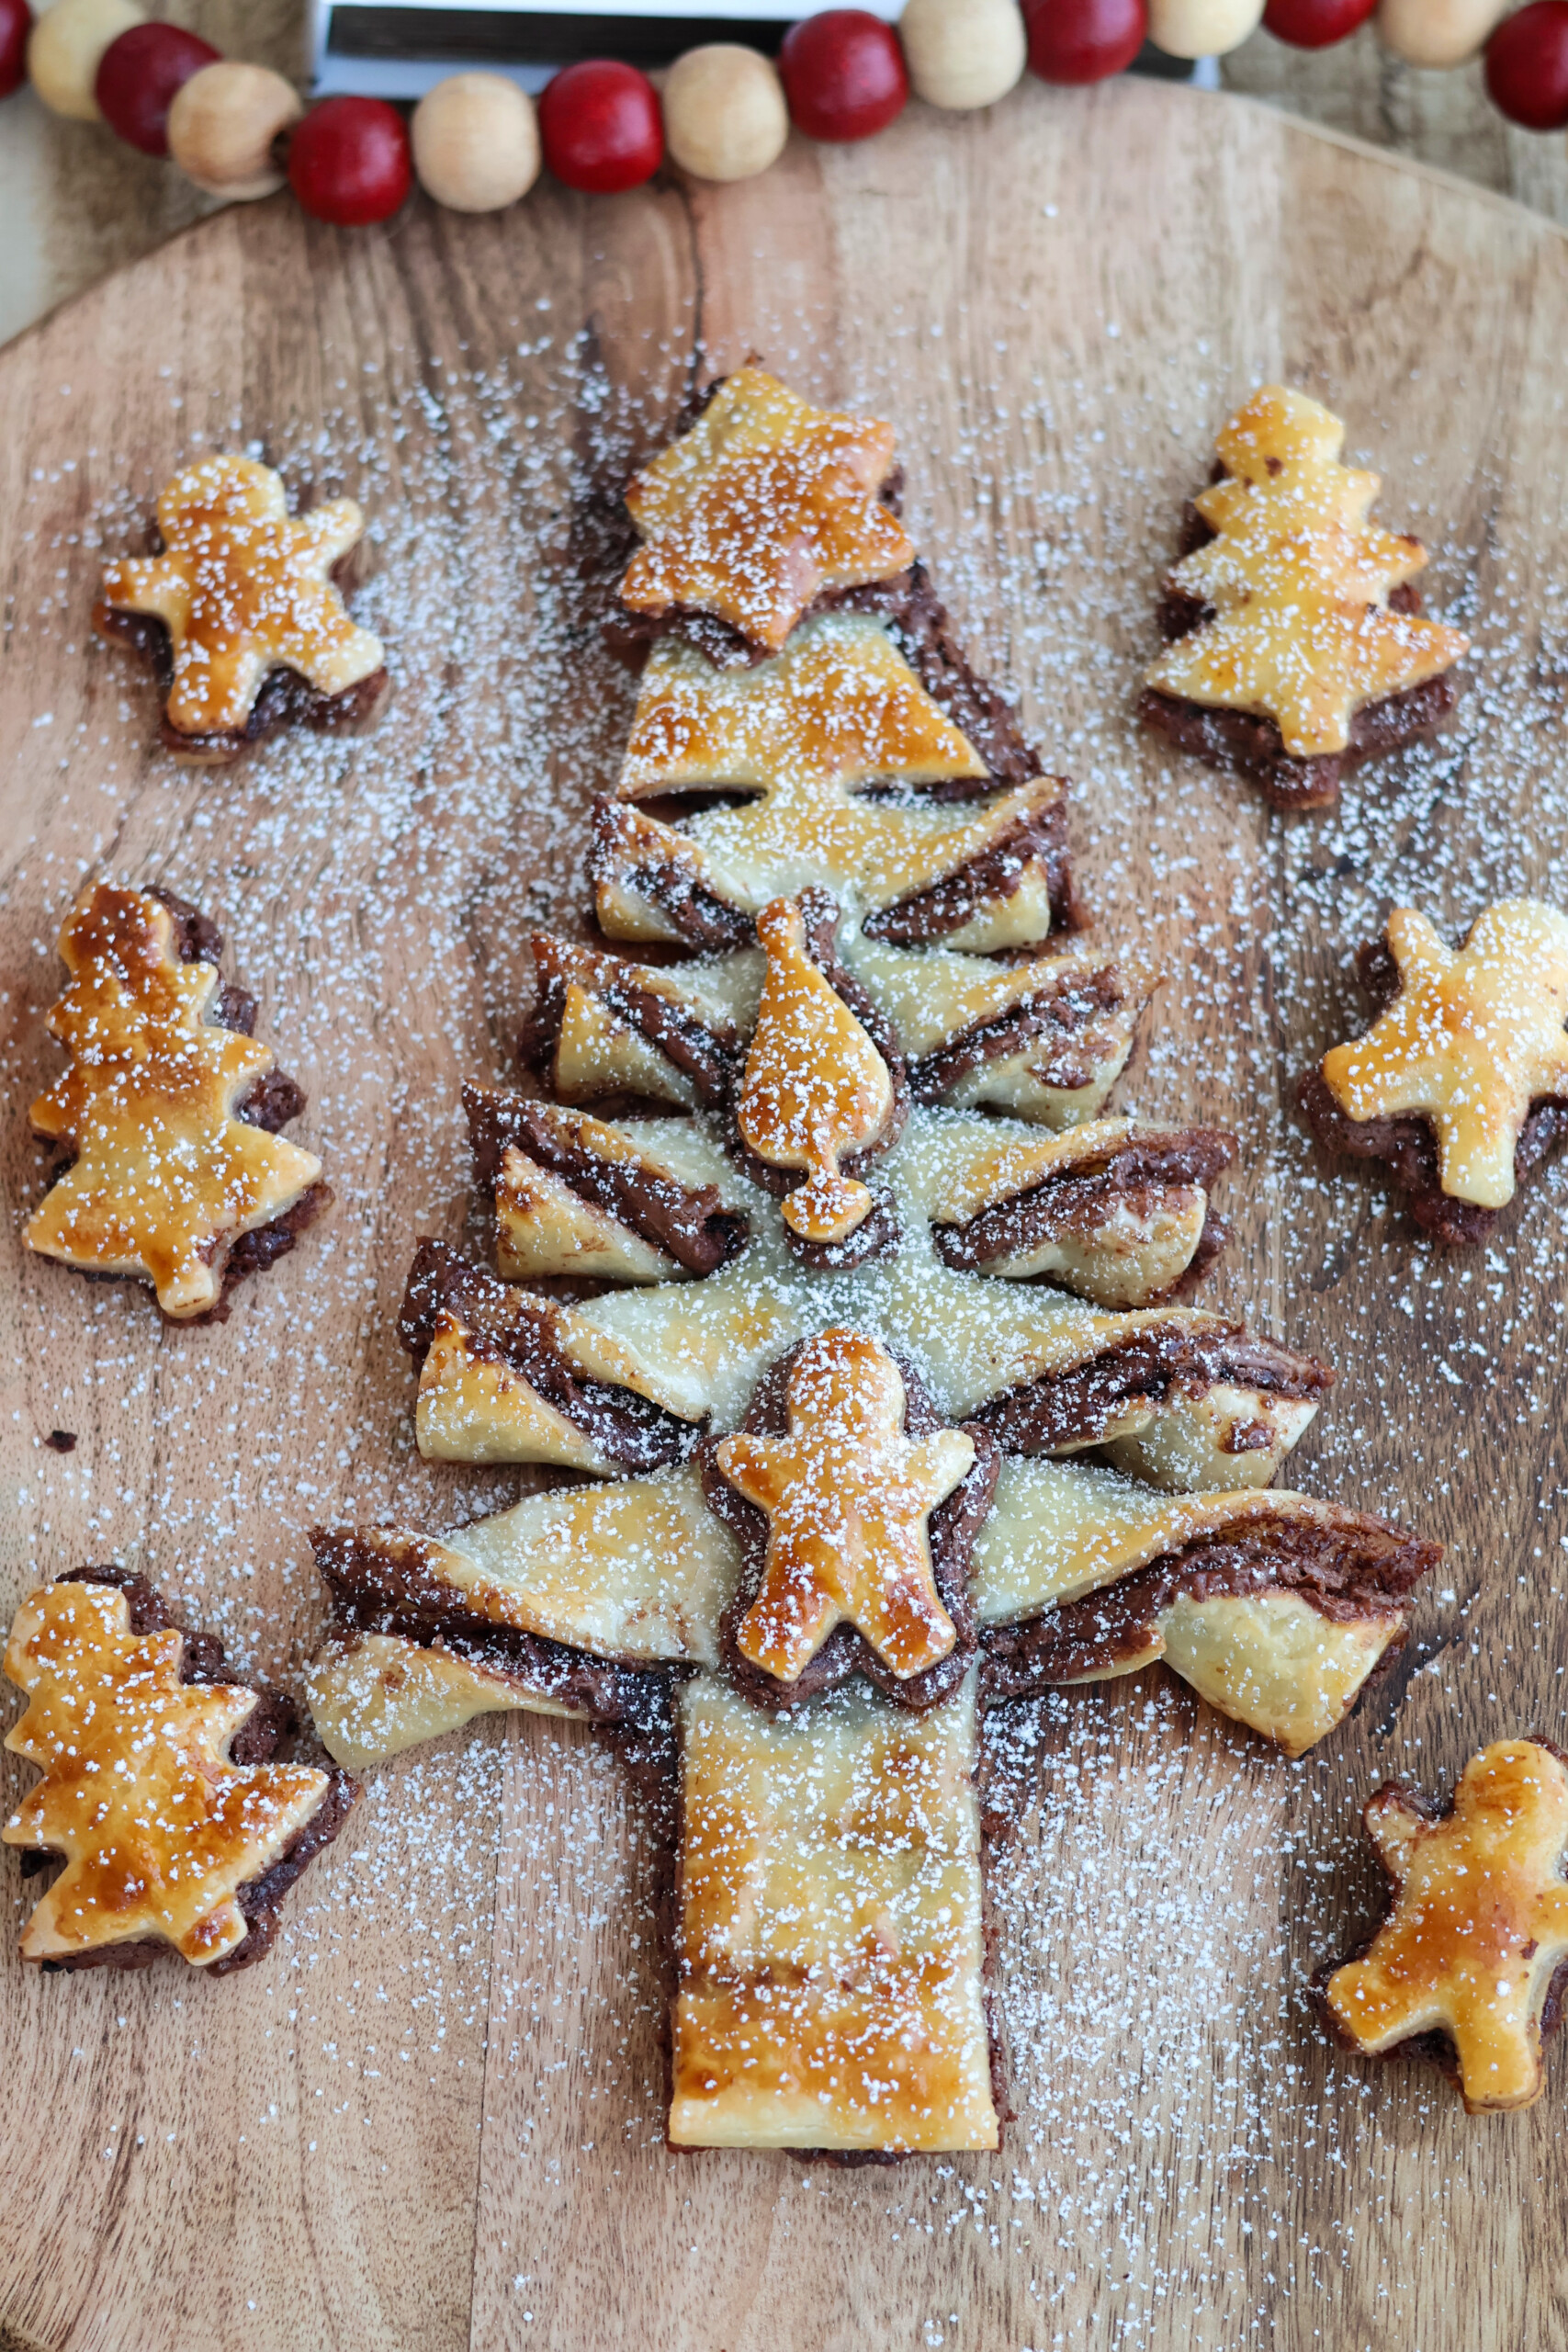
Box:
[6,293,1568,2347]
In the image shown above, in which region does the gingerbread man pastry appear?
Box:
[96,453,388,762]
[1323,1739,1568,2112]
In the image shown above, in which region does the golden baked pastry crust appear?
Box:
[26,882,323,1319]
[619,368,915,655]
[738,899,897,1244]
[715,1328,974,1682]
[1323,1740,1568,2111]
[4,1580,332,1968]
[1145,386,1467,759]
[97,453,385,742]
[1318,901,1568,1210]
[299,366,1444,2159]
[669,1673,998,2152]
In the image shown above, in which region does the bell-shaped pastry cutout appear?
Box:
[738,899,895,1244]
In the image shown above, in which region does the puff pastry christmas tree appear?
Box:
[307,368,1439,2155]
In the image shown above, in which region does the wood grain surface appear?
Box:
[3,78,1567,2352]
[8,3,1568,348]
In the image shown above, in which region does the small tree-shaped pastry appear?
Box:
[5,1575,353,1972]
[1142,386,1468,810]
[26,881,327,1320]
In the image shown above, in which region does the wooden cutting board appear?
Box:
[3,74,1567,2352]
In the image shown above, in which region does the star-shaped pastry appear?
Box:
[1324,1739,1568,2112]
[5,1578,335,1968]
[1145,386,1468,757]
[1319,901,1568,1209]
[738,897,897,1244]
[714,1327,975,1683]
[26,882,323,1318]
[98,454,385,739]
[619,368,915,655]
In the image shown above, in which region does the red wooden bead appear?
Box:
[779,9,908,141]
[288,95,412,226]
[1262,0,1375,46]
[1485,0,1568,130]
[538,59,663,192]
[0,0,31,100]
[1023,0,1148,84]
[96,22,220,155]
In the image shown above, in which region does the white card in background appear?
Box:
[311,0,899,95]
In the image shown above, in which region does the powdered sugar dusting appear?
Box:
[4,165,1567,2346]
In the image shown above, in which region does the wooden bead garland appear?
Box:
[11,0,1562,225]
[1376,0,1510,66]
[664,44,789,182]
[28,0,141,120]
[412,71,540,211]
[1148,0,1265,55]
[166,61,302,199]
[899,0,1027,107]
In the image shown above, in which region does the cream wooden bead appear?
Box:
[1148,0,1263,56]
[412,72,540,211]
[899,0,1025,107]
[1376,0,1509,66]
[166,62,302,200]
[28,0,141,122]
[664,44,788,183]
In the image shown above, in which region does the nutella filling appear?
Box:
[934,1129,1235,1273]
[464,1084,747,1276]
[94,602,389,763]
[980,1513,1438,1705]
[589,799,757,952]
[1297,1071,1568,1247]
[520,936,741,1109]
[1139,676,1459,814]
[862,791,1079,945]
[399,1239,702,1473]
[310,1529,673,1729]
[972,1323,1332,1457]
[907,956,1134,1103]
[883,563,1043,794]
